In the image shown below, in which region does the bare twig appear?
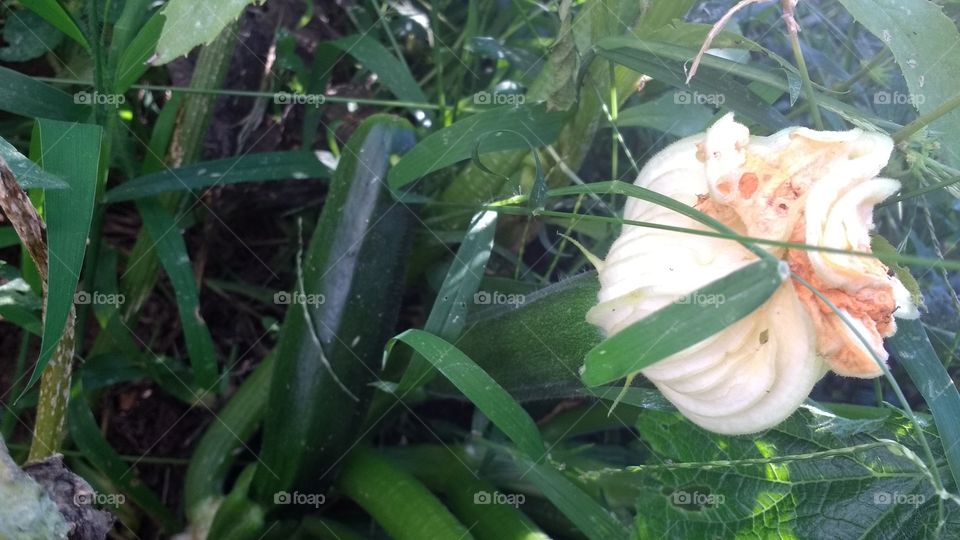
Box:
[0,157,76,460]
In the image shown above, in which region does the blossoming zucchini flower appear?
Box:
[586,113,919,435]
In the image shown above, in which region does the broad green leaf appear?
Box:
[0,10,63,62]
[19,0,89,50]
[104,150,330,202]
[836,0,960,165]
[26,120,101,391]
[331,35,429,108]
[114,11,165,92]
[395,211,497,394]
[387,329,629,540]
[151,0,261,65]
[0,67,88,120]
[0,260,43,335]
[890,319,960,492]
[67,389,181,532]
[581,259,786,386]
[137,200,218,392]
[587,407,959,538]
[0,136,68,189]
[388,104,570,189]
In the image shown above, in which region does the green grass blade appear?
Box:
[582,259,787,387]
[137,199,218,392]
[19,0,90,51]
[332,34,430,109]
[184,354,273,520]
[396,210,498,392]
[24,119,101,391]
[388,104,570,189]
[0,67,88,121]
[388,329,629,540]
[114,11,165,92]
[889,319,960,491]
[104,150,330,202]
[0,136,67,189]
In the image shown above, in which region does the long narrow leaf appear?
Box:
[0,68,88,121]
[396,211,498,393]
[890,319,960,491]
[25,120,101,391]
[104,150,329,202]
[387,329,629,540]
[137,200,218,392]
[388,104,570,189]
[582,259,787,387]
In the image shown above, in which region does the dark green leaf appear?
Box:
[582,259,786,386]
[104,150,330,202]
[388,104,570,189]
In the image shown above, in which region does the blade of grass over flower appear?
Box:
[388,103,570,189]
[0,67,88,121]
[548,181,775,261]
[890,319,960,491]
[68,387,181,532]
[582,259,786,387]
[19,0,90,51]
[137,200,218,392]
[387,329,629,540]
[25,120,101,391]
[104,151,331,202]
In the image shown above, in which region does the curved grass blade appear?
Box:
[114,11,165,92]
[388,104,570,189]
[24,120,101,392]
[332,34,429,110]
[394,210,497,394]
[18,0,89,51]
[890,319,960,491]
[104,150,330,202]
[137,199,218,392]
[387,329,629,540]
[581,259,787,387]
